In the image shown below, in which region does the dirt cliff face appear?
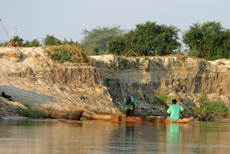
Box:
[0,47,118,115]
[0,47,230,117]
[90,55,230,116]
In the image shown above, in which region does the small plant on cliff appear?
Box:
[146,66,152,72]
[154,93,168,106]
[180,56,187,62]
[21,104,44,118]
[118,57,129,67]
[192,95,229,119]
[135,58,140,68]
[217,62,225,65]
[46,44,88,63]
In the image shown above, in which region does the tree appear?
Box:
[43,35,62,46]
[183,21,230,60]
[107,21,181,56]
[9,36,24,47]
[106,35,125,55]
[81,26,124,54]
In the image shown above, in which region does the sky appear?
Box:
[0,0,230,43]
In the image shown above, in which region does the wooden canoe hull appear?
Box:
[45,110,84,120]
[83,113,194,123]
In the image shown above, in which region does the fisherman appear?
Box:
[164,99,184,122]
[124,96,137,116]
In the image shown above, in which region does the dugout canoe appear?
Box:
[45,110,84,120]
[83,112,194,123]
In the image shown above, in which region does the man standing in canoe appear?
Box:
[124,96,137,116]
[164,99,185,122]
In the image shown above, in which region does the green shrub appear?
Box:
[118,57,129,67]
[154,93,168,106]
[146,67,152,72]
[63,38,79,46]
[217,62,225,65]
[23,39,40,47]
[9,36,24,46]
[46,45,88,63]
[193,95,229,118]
[135,58,140,68]
[21,104,44,118]
[43,34,62,46]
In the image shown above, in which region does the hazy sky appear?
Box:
[0,0,230,43]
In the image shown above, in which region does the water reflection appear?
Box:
[123,122,139,152]
[166,123,180,153]
[1,119,230,153]
[125,122,138,137]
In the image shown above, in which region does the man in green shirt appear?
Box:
[124,96,137,116]
[164,99,184,122]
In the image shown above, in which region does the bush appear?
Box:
[193,95,229,119]
[154,93,168,106]
[63,38,79,46]
[43,34,62,46]
[46,44,88,63]
[9,36,24,47]
[21,104,44,118]
[23,39,40,47]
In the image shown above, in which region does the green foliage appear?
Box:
[217,62,225,65]
[9,36,24,46]
[117,57,129,67]
[154,93,168,106]
[23,39,40,47]
[107,21,181,56]
[193,95,229,119]
[46,44,88,63]
[43,34,62,46]
[81,26,124,54]
[183,21,230,60]
[107,35,125,55]
[135,58,140,68]
[21,104,44,118]
[146,67,152,72]
[63,38,79,46]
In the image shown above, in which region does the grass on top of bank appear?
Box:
[45,44,94,63]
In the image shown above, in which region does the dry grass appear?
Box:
[44,44,95,63]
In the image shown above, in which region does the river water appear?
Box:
[0,119,230,154]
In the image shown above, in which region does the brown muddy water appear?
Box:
[0,119,230,154]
